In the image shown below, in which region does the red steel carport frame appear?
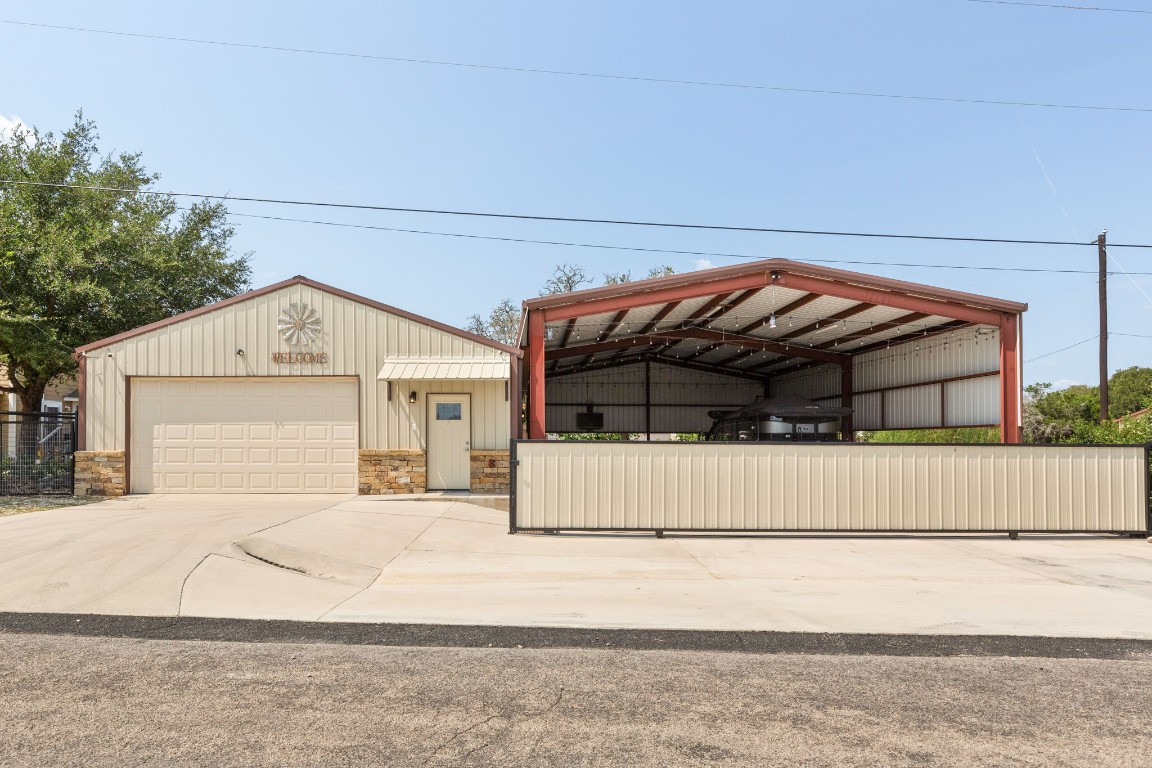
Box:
[522,259,1027,443]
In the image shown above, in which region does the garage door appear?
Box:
[130,378,358,493]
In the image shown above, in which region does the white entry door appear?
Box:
[427,394,471,490]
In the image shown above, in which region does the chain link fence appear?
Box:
[0,411,77,496]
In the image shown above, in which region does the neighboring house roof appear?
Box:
[1114,406,1151,423]
[76,275,520,356]
[0,368,79,402]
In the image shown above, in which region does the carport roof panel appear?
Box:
[523,259,1027,319]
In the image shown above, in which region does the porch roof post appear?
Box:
[528,310,547,439]
[841,359,855,442]
[999,313,1022,444]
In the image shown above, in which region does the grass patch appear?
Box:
[0,496,104,518]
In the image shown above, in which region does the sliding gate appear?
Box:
[510,440,1151,535]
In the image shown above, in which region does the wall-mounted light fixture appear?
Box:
[236,348,245,356]
[409,391,418,404]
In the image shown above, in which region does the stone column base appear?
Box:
[470,450,510,494]
[74,451,126,497]
[359,449,427,495]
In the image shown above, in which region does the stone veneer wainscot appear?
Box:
[74,451,126,497]
[469,450,510,494]
[358,449,427,495]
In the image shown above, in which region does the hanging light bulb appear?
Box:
[769,312,777,330]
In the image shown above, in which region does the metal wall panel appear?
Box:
[885,386,943,429]
[945,376,1000,427]
[514,442,1148,533]
[84,284,510,452]
[771,365,839,399]
[855,327,999,391]
[852,392,883,431]
[545,362,762,433]
[769,327,1002,430]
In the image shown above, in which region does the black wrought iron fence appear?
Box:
[0,411,77,496]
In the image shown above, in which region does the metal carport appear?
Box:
[518,259,1027,441]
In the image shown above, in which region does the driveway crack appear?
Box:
[422,714,504,765]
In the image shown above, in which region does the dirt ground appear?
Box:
[2,631,1150,767]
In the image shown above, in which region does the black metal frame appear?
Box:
[509,439,1152,536]
[0,411,78,496]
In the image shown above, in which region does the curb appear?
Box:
[2,612,1150,660]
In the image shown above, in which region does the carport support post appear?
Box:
[999,313,1022,444]
[644,358,652,440]
[840,359,854,441]
[528,310,547,439]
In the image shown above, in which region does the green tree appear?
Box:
[541,264,593,295]
[1023,382,1099,442]
[465,298,519,346]
[0,112,249,440]
[1106,366,1152,418]
[857,427,1000,444]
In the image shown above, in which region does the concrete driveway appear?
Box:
[0,494,1150,637]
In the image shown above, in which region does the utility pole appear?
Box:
[1098,231,1109,422]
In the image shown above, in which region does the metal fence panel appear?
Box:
[512,441,1150,534]
[0,411,77,495]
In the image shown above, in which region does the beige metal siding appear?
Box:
[84,284,510,452]
[514,443,1147,532]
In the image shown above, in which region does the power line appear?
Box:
[1025,335,1098,363]
[226,210,1152,274]
[965,0,1152,14]
[7,179,1152,249]
[1,18,1150,114]
[1112,332,1152,339]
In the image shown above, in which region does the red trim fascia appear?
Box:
[540,272,774,323]
[76,276,522,357]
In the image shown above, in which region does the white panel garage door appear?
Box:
[130,378,358,493]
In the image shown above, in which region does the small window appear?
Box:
[436,402,462,421]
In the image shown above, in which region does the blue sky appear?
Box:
[2,1,1149,388]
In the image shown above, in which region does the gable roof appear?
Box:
[520,258,1027,379]
[75,276,520,356]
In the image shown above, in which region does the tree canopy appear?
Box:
[1106,366,1152,418]
[0,112,250,411]
[466,263,675,348]
[1024,369,1152,444]
[464,298,519,347]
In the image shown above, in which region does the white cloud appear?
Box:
[1051,378,1082,390]
[693,259,715,271]
[0,113,31,141]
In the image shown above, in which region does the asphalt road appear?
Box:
[3,632,1150,767]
